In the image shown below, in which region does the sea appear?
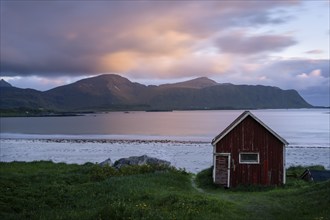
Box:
[0,109,329,173]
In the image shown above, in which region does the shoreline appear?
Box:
[1,107,329,118]
[0,133,213,143]
[0,137,329,148]
[0,138,209,145]
[1,138,329,172]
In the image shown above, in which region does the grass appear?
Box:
[195,166,330,220]
[1,162,329,220]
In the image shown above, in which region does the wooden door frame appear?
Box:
[213,153,231,188]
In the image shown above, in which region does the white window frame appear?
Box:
[239,152,260,164]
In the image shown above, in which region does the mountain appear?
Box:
[148,83,311,110]
[0,74,313,111]
[45,74,150,110]
[159,77,218,89]
[0,79,12,87]
[0,86,50,110]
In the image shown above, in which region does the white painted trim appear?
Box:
[283,145,286,184]
[239,152,260,164]
[214,153,231,156]
[227,154,231,188]
[212,111,288,146]
[212,114,248,145]
[212,145,216,182]
[213,156,216,183]
[213,153,231,187]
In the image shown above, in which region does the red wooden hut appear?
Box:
[212,111,288,187]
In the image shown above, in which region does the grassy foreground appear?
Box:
[0,161,329,220]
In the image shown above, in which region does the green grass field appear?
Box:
[0,161,329,220]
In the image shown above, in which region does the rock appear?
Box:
[113,155,170,169]
[99,158,113,167]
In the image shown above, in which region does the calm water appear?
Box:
[0,109,329,148]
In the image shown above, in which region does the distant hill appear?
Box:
[0,79,12,88]
[0,86,51,110]
[45,74,150,110]
[0,74,313,111]
[159,77,218,89]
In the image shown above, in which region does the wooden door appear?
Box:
[215,155,230,187]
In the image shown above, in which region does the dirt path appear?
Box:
[189,176,278,220]
[190,176,236,200]
[190,175,205,193]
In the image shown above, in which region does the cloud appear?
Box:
[266,59,329,80]
[305,49,324,54]
[297,69,321,79]
[100,51,140,73]
[296,69,328,88]
[215,32,297,54]
[211,57,329,86]
[206,58,329,106]
[0,1,299,77]
[2,1,329,106]
[3,75,88,91]
[239,58,329,89]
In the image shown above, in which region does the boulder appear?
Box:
[99,158,113,167]
[113,155,170,169]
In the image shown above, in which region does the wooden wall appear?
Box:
[215,116,284,187]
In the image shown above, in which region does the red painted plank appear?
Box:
[215,115,284,187]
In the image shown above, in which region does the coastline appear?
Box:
[1,137,329,172]
[1,107,329,118]
[1,109,329,171]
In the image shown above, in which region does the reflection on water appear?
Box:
[1,109,329,148]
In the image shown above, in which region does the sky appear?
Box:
[0,0,329,106]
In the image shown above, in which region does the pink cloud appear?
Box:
[1,1,299,77]
[305,49,324,54]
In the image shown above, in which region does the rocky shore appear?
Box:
[99,155,171,169]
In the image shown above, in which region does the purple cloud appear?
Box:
[0,1,299,77]
[215,33,297,54]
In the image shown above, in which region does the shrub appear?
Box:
[89,165,118,181]
[285,165,326,188]
[89,164,180,182]
[195,166,218,190]
[286,165,325,178]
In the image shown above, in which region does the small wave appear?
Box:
[287,145,330,149]
[1,138,209,145]
[0,133,212,143]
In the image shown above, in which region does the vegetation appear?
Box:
[196,166,330,220]
[286,165,325,177]
[0,108,82,117]
[1,162,329,220]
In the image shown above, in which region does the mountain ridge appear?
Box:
[0,79,12,88]
[159,77,218,89]
[0,74,313,111]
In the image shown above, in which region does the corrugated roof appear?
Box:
[211,111,289,146]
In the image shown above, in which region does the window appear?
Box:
[239,152,259,164]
